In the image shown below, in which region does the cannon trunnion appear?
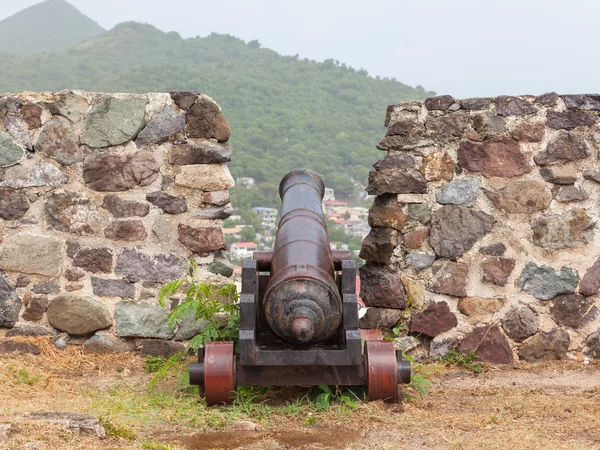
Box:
[189,169,411,404]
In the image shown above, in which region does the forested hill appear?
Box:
[0,21,434,197]
[0,0,105,55]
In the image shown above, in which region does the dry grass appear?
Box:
[0,337,599,449]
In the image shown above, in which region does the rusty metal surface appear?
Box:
[365,340,398,403]
[263,169,342,344]
[204,341,236,405]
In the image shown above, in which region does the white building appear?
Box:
[230,242,258,259]
[252,207,278,230]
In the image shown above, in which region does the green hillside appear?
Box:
[0,21,433,197]
[0,0,105,55]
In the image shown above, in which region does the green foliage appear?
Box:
[0,0,105,55]
[0,20,434,198]
[403,373,431,400]
[99,417,136,440]
[441,348,484,373]
[8,366,40,386]
[144,356,167,374]
[312,385,360,411]
[158,260,240,353]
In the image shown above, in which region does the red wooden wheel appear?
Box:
[364,340,398,403]
[204,341,236,405]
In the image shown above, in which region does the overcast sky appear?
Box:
[1,0,598,97]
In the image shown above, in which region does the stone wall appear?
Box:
[0,90,235,355]
[360,93,600,363]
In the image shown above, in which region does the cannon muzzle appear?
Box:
[263,169,343,344]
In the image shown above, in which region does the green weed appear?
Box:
[9,367,40,386]
[442,348,484,373]
[100,417,136,440]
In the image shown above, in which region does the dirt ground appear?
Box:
[0,338,599,450]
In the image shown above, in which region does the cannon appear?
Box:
[189,169,411,404]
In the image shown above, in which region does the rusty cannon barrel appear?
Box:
[263,169,342,345]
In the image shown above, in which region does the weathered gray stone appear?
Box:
[0,273,20,328]
[426,113,468,137]
[0,160,69,188]
[481,257,515,287]
[83,331,135,353]
[146,191,187,214]
[115,248,185,283]
[69,247,113,273]
[47,93,90,122]
[406,203,431,224]
[409,301,457,337]
[579,260,600,296]
[430,206,494,259]
[104,220,148,242]
[461,97,491,110]
[102,194,150,218]
[170,91,198,110]
[175,164,235,191]
[32,282,59,295]
[534,132,590,166]
[178,224,226,254]
[195,204,233,219]
[555,185,589,203]
[479,243,506,256]
[424,95,455,111]
[80,97,148,148]
[429,337,457,359]
[0,132,24,167]
[583,171,600,183]
[429,261,468,297]
[136,106,185,147]
[202,190,231,206]
[359,263,407,309]
[21,103,43,129]
[359,228,398,264]
[393,336,419,352]
[495,96,537,116]
[16,275,30,287]
[0,340,40,355]
[169,141,232,164]
[4,116,32,150]
[550,294,598,329]
[208,254,234,278]
[484,181,551,214]
[547,111,596,130]
[519,262,579,301]
[137,339,186,357]
[458,137,530,178]
[518,329,569,362]
[585,331,600,359]
[0,233,65,276]
[531,209,594,250]
[471,112,506,137]
[502,307,538,343]
[536,92,559,106]
[0,190,29,219]
[91,277,135,298]
[457,325,513,364]
[540,167,578,185]
[368,194,407,230]
[22,295,49,322]
[26,412,106,438]
[6,324,58,338]
[562,94,600,111]
[187,96,231,142]
[114,302,173,338]
[436,177,481,207]
[385,118,423,138]
[45,190,101,235]
[359,307,403,329]
[47,295,112,335]
[407,253,436,270]
[36,119,81,165]
[83,151,160,192]
[65,268,85,282]
[366,169,427,196]
[373,153,414,170]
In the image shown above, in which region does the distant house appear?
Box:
[323,188,335,202]
[230,242,258,259]
[323,200,348,215]
[346,207,369,220]
[252,207,278,230]
[237,177,255,187]
[223,227,242,239]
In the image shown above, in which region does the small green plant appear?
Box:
[9,367,40,386]
[159,260,240,353]
[403,373,431,400]
[312,385,360,411]
[144,356,167,374]
[442,348,484,373]
[100,418,136,440]
[142,440,177,450]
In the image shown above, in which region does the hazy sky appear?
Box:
[1,0,598,97]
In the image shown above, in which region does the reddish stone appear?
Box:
[458,297,505,319]
[65,268,85,282]
[368,194,407,230]
[424,95,455,111]
[170,91,198,110]
[510,123,545,142]
[104,220,148,242]
[403,227,429,249]
[518,329,569,362]
[547,111,596,130]
[83,151,160,192]
[202,190,231,206]
[146,192,187,214]
[429,261,468,297]
[65,284,83,292]
[359,264,407,309]
[359,228,398,264]
[102,195,150,218]
[536,92,559,106]
[457,325,513,364]
[494,96,537,116]
[21,103,43,129]
[550,294,598,329]
[0,190,29,219]
[0,340,40,355]
[409,301,457,337]
[71,247,113,273]
[178,224,225,254]
[484,181,551,214]
[366,169,427,195]
[22,296,49,322]
[359,307,403,330]
[458,137,531,178]
[479,243,506,256]
[421,149,454,182]
[534,132,590,166]
[186,97,231,142]
[373,154,414,170]
[579,260,600,296]
[481,258,515,286]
